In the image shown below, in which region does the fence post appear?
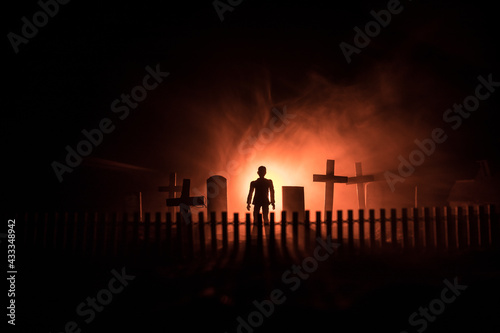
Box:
[315,211,321,239]
[41,212,49,250]
[186,213,194,260]
[176,212,183,260]
[154,212,162,256]
[233,213,240,249]
[490,205,499,250]
[54,212,64,251]
[222,212,228,253]
[269,212,275,254]
[165,212,172,258]
[73,212,82,254]
[120,212,128,257]
[60,212,69,252]
[413,208,421,252]
[143,212,151,255]
[292,212,299,250]
[66,213,78,254]
[337,210,343,247]
[257,213,263,249]
[88,212,98,257]
[380,209,386,248]
[446,206,457,251]
[478,206,489,248]
[347,210,354,252]
[52,212,60,251]
[369,209,376,250]
[66,212,73,253]
[434,207,445,252]
[98,212,106,256]
[325,210,333,239]
[359,209,365,251]
[132,212,140,255]
[52,212,59,251]
[211,212,217,256]
[390,209,397,250]
[108,212,117,257]
[468,206,479,249]
[423,208,432,251]
[246,213,253,249]
[402,208,409,252]
[325,211,332,240]
[101,212,109,257]
[457,207,467,250]
[281,211,287,249]
[93,212,102,257]
[304,211,311,251]
[48,212,58,251]
[198,212,206,258]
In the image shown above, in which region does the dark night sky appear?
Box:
[4,0,500,212]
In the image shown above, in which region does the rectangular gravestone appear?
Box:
[282,186,305,222]
[207,175,227,221]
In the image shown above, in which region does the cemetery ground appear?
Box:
[14,224,500,333]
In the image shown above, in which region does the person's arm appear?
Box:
[269,180,275,209]
[247,182,255,210]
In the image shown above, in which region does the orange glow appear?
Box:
[160,69,429,217]
[226,136,361,217]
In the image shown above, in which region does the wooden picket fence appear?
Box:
[15,205,499,261]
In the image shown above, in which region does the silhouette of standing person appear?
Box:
[247,166,275,223]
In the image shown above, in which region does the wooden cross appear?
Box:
[313,159,348,214]
[166,179,205,222]
[159,172,182,216]
[346,162,374,209]
[347,162,385,209]
[159,172,182,197]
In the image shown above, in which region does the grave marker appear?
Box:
[313,159,348,214]
[166,179,205,223]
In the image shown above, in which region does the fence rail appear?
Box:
[14,205,500,261]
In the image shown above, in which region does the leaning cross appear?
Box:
[313,159,348,215]
[166,179,205,223]
[346,162,375,210]
[347,162,385,209]
[159,172,183,216]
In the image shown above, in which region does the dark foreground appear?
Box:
[10,240,500,333]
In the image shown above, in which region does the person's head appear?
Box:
[257,166,266,178]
